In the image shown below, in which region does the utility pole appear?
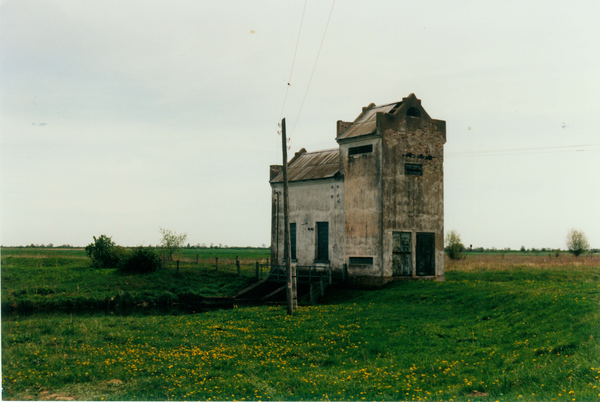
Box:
[281,118,297,315]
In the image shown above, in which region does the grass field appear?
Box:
[1,248,270,314]
[2,250,600,401]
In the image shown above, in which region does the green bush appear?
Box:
[85,235,123,268]
[445,230,465,260]
[566,228,590,257]
[118,247,161,274]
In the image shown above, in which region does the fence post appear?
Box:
[177,260,180,274]
[256,262,259,279]
[343,263,347,283]
[215,257,218,271]
[236,256,240,275]
[328,264,332,285]
[196,254,198,264]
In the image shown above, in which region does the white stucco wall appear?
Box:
[271,178,345,271]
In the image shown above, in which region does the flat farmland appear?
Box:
[2,250,599,401]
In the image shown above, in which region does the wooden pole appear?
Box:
[236,256,240,275]
[281,118,295,315]
[215,257,218,271]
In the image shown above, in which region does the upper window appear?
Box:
[348,144,373,156]
[407,107,421,117]
[405,163,423,176]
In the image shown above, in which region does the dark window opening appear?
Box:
[316,222,329,262]
[349,257,373,265]
[407,107,421,117]
[349,144,373,156]
[405,163,423,176]
[290,223,297,260]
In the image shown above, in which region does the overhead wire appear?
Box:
[446,144,600,158]
[290,0,336,136]
[279,0,308,122]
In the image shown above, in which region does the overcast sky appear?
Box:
[1,0,599,249]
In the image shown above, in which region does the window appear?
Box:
[405,163,423,176]
[349,257,373,265]
[290,223,297,260]
[316,222,329,261]
[349,144,373,156]
[407,107,421,117]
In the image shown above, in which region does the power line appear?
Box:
[446,144,600,158]
[279,0,308,122]
[290,0,336,136]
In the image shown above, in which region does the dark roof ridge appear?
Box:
[301,147,339,155]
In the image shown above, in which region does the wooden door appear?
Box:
[392,232,411,276]
[416,232,435,276]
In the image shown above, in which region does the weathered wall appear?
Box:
[270,178,345,271]
[339,137,384,279]
[379,100,446,280]
[271,94,445,285]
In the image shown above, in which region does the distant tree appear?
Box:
[445,230,465,260]
[159,228,188,261]
[520,246,526,253]
[566,229,590,257]
[85,235,123,268]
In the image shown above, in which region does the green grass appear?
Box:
[1,248,270,314]
[2,259,600,401]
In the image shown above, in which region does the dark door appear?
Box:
[290,223,297,260]
[392,232,412,276]
[316,222,329,261]
[416,232,435,276]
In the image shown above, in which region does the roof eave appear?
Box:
[336,130,382,145]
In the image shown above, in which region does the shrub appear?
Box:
[566,229,590,257]
[85,235,124,268]
[159,228,188,261]
[445,230,465,260]
[118,247,161,274]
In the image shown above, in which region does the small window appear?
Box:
[407,107,420,117]
[290,223,297,260]
[405,163,423,176]
[348,144,373,156]
[349,257,373,265]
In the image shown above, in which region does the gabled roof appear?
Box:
[336,94,433,142]
[270,148,340,183]
[336,102,400,141]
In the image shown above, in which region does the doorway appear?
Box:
[416,232,435,276]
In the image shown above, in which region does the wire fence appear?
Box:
[161,255,272,278]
